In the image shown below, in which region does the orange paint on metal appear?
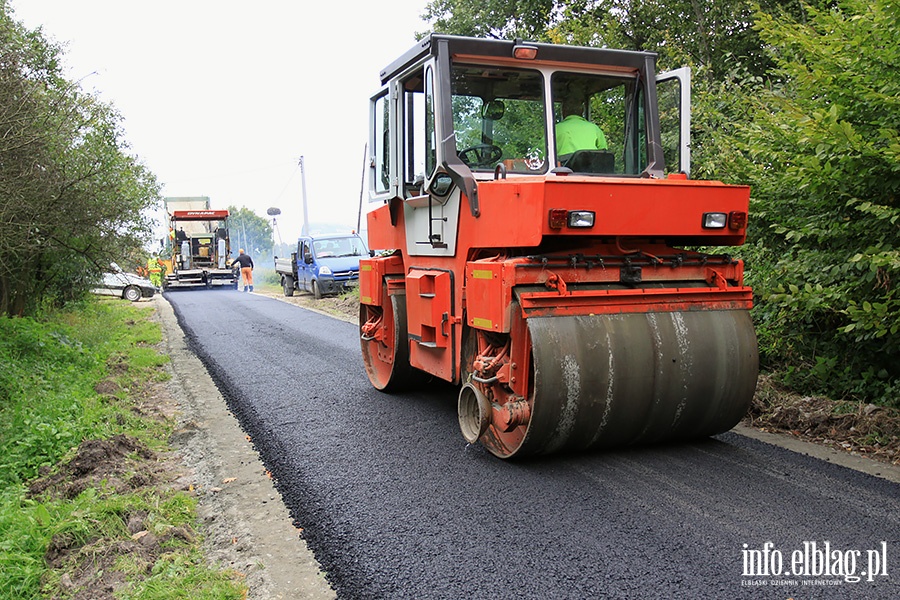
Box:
[705,268,729,290]
[465,262,509,332]
[544,272,569,296]
[517,286,753,316]
[406,270,455,381]
[359,253,404,307]
[363,166,753,392]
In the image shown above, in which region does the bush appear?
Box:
[720,0,900,406]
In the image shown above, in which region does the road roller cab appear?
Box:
[359,34,759,458]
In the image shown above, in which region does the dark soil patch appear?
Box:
[29,434,163,500]
[93,379,121,396]
[28,379,201,598]
[745,375,900,465]
[49,538,144,600]
[44,522,199,600]
[105,352,129,375]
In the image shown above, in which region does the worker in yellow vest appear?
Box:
[148,255,163,287]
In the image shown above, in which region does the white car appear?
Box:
[92,263,158,302]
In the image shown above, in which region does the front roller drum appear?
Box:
[460,310,758,458]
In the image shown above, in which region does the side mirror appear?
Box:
[429,172,454,197]
[304,254,314,264]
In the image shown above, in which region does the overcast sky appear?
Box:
[11,0,432,245]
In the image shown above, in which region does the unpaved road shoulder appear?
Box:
[154,296,335,599]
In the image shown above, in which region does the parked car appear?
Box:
[92,263,158,301]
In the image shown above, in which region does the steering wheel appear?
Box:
[458,144,503,167]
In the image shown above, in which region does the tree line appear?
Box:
[0,1,160,316]
[423,0,898,406]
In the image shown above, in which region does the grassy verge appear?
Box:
[0,299,245,599]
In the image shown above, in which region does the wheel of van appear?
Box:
[123,285,142,302]
[283,275,294,297]
[312,280,322,299]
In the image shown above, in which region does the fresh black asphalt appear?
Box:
[166,289,900,600]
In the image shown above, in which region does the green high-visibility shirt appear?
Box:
[555,115,608,156]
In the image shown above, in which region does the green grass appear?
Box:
[0,301,171,488]
[0,299,245,599]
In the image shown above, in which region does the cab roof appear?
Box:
[380,34,658,85]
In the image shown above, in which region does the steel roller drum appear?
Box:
[517,310,758,456]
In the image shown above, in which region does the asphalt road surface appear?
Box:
[166,289,900,600]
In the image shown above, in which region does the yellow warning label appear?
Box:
[473,317,493,329]
[472,269,494,279]
[361,264,373,271]
[361,296,372,304]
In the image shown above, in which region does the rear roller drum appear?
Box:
[458,382,492,444]
[360,284,420,392]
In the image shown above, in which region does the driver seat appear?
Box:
[565,150,615,174]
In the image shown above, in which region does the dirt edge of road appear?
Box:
[155,296,336,600]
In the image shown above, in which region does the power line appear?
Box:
[272,160,301,204]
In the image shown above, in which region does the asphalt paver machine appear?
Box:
[163,209,237,290]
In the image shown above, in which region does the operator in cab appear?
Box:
[555,98,607,163]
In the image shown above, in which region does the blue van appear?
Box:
[275,233,368,298]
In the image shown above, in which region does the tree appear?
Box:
[227,206,274,263]
[424,0,557,40]
[0,2,160,316]
[722,0,900,405]
[424,0,804,77]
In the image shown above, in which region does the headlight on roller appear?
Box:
[318,266,332,275]
[567,211,595,228]
[702,212,728,229]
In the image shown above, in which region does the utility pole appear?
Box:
[299,156,309,237]
[240,215,247,253]
[357,143,366,234]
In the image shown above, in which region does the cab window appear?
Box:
[401,68,431,196]
[451,65,547,174]
[371,91,391,194]
[550,72,645,175]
